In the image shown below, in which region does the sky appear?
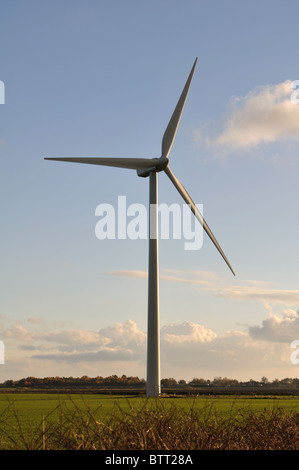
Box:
[1,0,299,382]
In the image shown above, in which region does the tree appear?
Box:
[189,378,207,387]
[161,378,177,386]
[3,380,14,388]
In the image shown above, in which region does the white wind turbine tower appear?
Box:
[45,58,235,397]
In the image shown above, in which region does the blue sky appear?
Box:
[2,0,299,382]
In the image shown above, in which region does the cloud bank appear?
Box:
[249,309,299,343]
[3,309,299,381]
[4,320,146,362]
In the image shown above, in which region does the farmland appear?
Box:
[1,391,299,420]
[1,392,299,450]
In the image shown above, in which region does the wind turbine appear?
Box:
[45,58,235,397]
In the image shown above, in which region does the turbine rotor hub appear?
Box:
[155,156,169,171]
[137,156,169,178]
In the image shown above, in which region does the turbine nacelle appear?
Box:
[137,156,169,177]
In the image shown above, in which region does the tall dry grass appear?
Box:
[0,397,299,450]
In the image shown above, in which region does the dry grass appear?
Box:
[0,397,299,450]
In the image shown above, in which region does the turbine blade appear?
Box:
[164,166,235,276]
[44,157,157,170]
[161,58,198,159]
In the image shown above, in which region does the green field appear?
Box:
[1,392,299,425]
[1,393,299,449]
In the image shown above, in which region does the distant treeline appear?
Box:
[1,375,299,389]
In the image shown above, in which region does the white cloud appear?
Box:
[108,270,147,279]
[43,329,103,351]
[4,325,35,342]
[249,309,299,343]
[208,284,299,306]
[161,321,217,344]
[27,317,43,324]
[108,269,299,306]
[108,269,222,288]
[4,320,146,360]
[98,320,146,348]
[201,80,299,151]
[32,347,138,363]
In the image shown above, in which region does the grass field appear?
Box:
[1,392,299,420]
[1,393,299,449]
